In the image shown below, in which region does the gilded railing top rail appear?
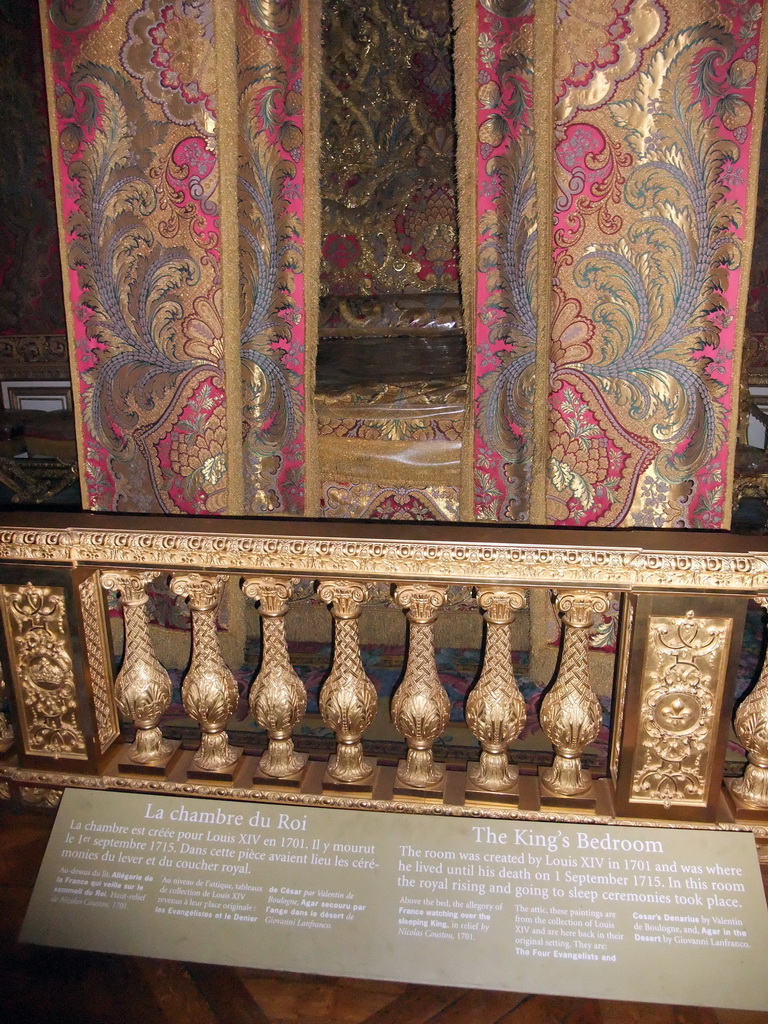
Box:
[1,511,768,593]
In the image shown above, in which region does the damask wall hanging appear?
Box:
[40,0,317,516]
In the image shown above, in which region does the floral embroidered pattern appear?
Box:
[238,0,307,514]
[474,0,536,522]
[320,0,459,295]
[547,9,762,527]
[47,0,226,513]
[474,0,764,530]
[121,0,216,130]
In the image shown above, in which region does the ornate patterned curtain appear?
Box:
[466,0,768,529]
[40,0,317,515]
[40,0,767,525]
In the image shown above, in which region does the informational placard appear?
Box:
[21,789,768,1010]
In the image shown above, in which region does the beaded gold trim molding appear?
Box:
[1,525,768,592]
[0,763,763,842]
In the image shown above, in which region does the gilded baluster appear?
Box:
[0,662,13,754]
[169,574,240,772]
[318,580,377,784]
[392,583,449,789]
[732,596,768,810]
[101,570,174,765]
[242,577,307,779]
[466,587,527,792]
[540,590,610,798]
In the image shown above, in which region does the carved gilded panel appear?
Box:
[613,593,746,821]
[79,575,120,754]
[630,611,730,808]
[0,583,87,760]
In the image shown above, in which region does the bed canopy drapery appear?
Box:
[40,0,768,528]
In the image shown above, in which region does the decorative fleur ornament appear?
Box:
[466,587,527,792]
[242,576,307,778]
[101,570,173,764]
[318,581,377,783]
[392,583,449,789]
[170,574,240,772]
[733,596,768,809]
[540,590,610,796]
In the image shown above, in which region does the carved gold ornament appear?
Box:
[0,583,86,759]
[79,575,120,754]
[732,597,768,809]
[101,570,173,764]
[317,581,377,783]
[631,610,729,809]
[20,785,62,808]
[540,590,611,796]
[466,588,527,792]
[392,583,449,788]
[170,574,240,772]
[4,524,768,594]
[242,577,307,778]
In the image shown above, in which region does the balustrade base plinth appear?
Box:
[538,768,598,811]
[465,769,520,807]
[253,756,308,790]
[116,739,182,777]
[724,779,768,823]
[393,760,446,801]
[323,762,378,796]
[187,748,244,784]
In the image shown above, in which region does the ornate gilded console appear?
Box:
[0,511,767,854]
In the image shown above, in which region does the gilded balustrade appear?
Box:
[465,587,527,797]
[317,580,377,786]
[392,583,449,791]
[169,573,241,775]
[100,570,175,767]
[242,576,307,781]
[1,512,768,843]
[539,591,610,806]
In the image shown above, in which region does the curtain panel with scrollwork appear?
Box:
[465,0,768,529]
[40,0,768,527]
[40,0,317,516]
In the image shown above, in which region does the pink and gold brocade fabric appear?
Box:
[41,0,312,515]
[472,0,767,528]
[39,0,766,526]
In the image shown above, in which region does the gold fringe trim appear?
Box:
[724,11,768,528]
[38,0,89,509]
[530,0,557,527]
[302,0,322,517]
[453,0,478,522]
[214,0,244,517]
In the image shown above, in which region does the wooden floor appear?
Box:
[1,806,768,1024]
